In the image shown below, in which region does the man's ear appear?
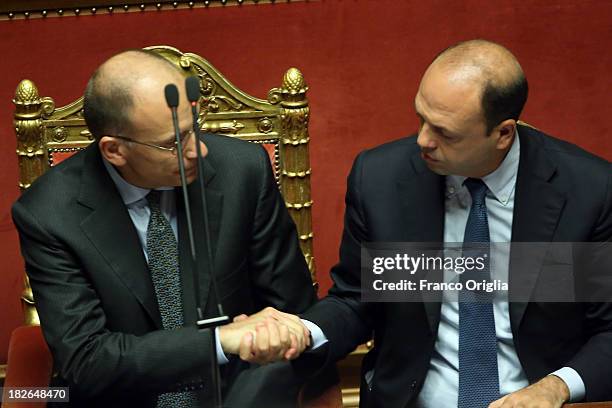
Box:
[98,136,127,166]
[494,119,516,150]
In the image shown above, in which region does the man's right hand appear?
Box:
[218,307,310,365]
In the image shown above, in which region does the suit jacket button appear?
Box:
[410,380,417,388]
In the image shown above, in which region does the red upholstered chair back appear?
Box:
[1,326,52,408]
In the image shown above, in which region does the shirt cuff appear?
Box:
[550,366,585,402]
[301,319,329,350]
[214,326,229,365]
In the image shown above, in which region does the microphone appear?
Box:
[185,75,200,104]
[164,84,179,108]
[165,82,227,408]
[164,84,198,265]
[185,76,228,321]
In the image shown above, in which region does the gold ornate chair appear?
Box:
[9,45,340,408]
[13,44,316,326]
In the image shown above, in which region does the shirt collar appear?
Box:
[102,158,173,206]
[447,129,520,205]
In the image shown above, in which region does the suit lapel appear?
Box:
[397,151,445,333]
[177,158,223,324]
[77,145,163,329]
[509,127,566,333]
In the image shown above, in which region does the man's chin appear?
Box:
[423,161,449,176]
[179,174,199,186]
[172,169,198,185]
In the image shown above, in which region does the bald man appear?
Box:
[291,40,612,407]
[12,50,317,407]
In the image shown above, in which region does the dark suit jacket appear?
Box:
[302,125,612,407]
[12,133,317,407]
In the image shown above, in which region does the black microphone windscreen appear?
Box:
[185,76,200,103]
[164,84,179,108]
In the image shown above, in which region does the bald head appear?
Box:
[83,49,183,141]
[425,39,528,134]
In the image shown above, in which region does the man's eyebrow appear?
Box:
[413,100,431,124]
[413,99,420,116]
[165,129,190,141]
[162,134,177,143]
[414,105,449,134]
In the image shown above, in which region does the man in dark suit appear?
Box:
[12,50,315,407]
[292,40,612,407]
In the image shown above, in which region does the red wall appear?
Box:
[0,0,610,363]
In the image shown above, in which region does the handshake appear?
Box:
[218,307,311,365]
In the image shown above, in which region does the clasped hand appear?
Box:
[489,375,570,408]
[219,307,310,365]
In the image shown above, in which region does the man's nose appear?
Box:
[417,125,437,150]
[182,131,196,154]
[184,133,208,159]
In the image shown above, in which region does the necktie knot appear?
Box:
[146,190,162,210]
[464,178,488,205]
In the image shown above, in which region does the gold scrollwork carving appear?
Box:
[188,66,216,97]
[268,68,308,106]
[80,129,94,140]
[179,55,192,69]
[257,117,273,133]
[52,126,68,142]
[206,95,243,113]
[41,97,56,118]
[200,76,215,97]
[268,88,282,105]
[202,120,245,134]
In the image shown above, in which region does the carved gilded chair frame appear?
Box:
[13,45,315,326]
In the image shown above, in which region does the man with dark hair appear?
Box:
[12,50,316,407]
[289,39,611,407]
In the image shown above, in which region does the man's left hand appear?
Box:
[489,375,570,408]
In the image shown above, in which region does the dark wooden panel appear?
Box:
[1,1,151,13]
[0,0,281,13]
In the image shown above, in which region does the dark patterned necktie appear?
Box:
[146,190,198,408]
[458,178,500,408]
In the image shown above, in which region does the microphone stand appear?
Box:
[165,84,229,408]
